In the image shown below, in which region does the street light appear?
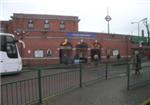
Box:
[131,18,148,37]
[141,18,150,45]
[131,22,140,36]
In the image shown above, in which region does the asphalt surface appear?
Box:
[43,77,150,105]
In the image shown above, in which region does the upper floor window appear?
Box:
[59,21,65,30]
[28,19,34,28]
[44,20,49,29]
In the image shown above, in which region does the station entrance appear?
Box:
[91,40,102,61]
[75,40,88,63]
[59,39,73,64]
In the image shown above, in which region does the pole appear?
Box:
[126,37,130,90]
[127,61,130,90]
[138,23,140,36]
[105,7,111,34]
[146,24,150,45]
[79,63,82,87]
[105,62,108,80]
[108,21,110,34]
[38,70,42,104]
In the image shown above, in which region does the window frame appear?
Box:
[28,19,34,28]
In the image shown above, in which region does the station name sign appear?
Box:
[66,33,96,37]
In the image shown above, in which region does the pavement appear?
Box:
[38,76,150,105]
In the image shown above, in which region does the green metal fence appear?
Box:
[1,60,136,105]
[1,68,80,105]
[127,61,150,89]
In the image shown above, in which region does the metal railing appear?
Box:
[2,59,148,105]
[127,60,150,89]
[1,68,80,105]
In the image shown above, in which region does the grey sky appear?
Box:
[0,0,150,36]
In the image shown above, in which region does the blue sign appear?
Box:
[66,33,96,37]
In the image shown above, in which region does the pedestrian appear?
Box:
[135,53,141,75]
[94,54,99,66]
[107,54,110,59]
[117,53,121,60]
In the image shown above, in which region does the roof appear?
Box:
[11,13,79,21]
[130,36,147,44]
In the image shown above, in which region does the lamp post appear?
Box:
[131,22,140,36]
[142,18,150,45]
[131,18,149,37]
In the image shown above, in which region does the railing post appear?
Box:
[38,69,42,104]
[79,63,82,87]
[105,62,108,80]
[127,62,130,90]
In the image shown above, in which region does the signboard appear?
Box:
[34,49,44,58]
[130,36,147,44]
[113,49,119,56]
[66,33,96,37]
[60,46,72,49]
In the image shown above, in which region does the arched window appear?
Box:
[47,49,52,57]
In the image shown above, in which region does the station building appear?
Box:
[1,13,149,66]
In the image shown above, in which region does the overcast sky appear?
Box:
[0,0,150,36]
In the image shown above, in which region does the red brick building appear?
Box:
[1,13,134,66]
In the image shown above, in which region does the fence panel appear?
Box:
[41,69,80,98]
[128,60,150,89]
[1,78,39,105]
[1,67,80,105]
[81,60,127,84]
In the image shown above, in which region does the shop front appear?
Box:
[75,39,88,63]
[91,40,102,61]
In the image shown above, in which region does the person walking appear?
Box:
[135,53,141,75]
[94,54,99,66]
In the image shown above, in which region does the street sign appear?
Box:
[105,15,111,22]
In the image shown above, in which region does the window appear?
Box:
[44,20,49,29]
[6,43,18,58]
[59,21,65,30]
[34,49,44,58]
[28,19,34,28]
[47,49,52,57]
[0,35,18,58]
